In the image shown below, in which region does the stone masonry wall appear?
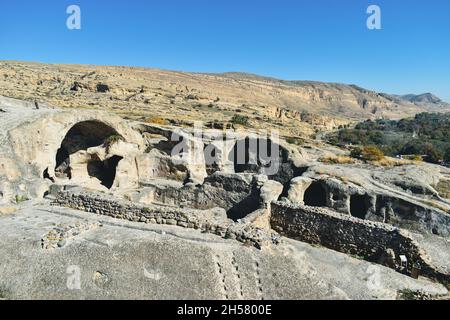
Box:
[271,202,449,285]
[52,189,280,249]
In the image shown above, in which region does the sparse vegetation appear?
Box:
[397,289,439,300]
[398,289,419,300]
[286,137,305,146]
[231,115,249,126]
[145,116,167,125]
[0,206,17,215]
[14,195,29,204]
[372,157,411,167]
[319,155,356,165]
[103,134,124,152]
[350,146,385,162]
[434,180,450,199]
[143,207,151,214]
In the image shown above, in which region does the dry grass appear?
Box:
[338,176,350,183]
[421,199,450,212]
[0,206,17,216]
[319,155,357,165]
[371,157,413,167]
[144,116,167,125]
[286,137,305,146]
[434,180,450,199]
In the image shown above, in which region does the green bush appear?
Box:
[14,195,29,204]
[351,146,385,161]
[231,115,249,126]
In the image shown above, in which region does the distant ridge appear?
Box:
[0,61,449,134]
[399,93,445,105]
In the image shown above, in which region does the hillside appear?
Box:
[0,61,449,139]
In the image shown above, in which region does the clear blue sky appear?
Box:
[1,0,449,101]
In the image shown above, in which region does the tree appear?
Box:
[423,144,443,164]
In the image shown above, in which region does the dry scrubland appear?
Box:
[1,61,449,140]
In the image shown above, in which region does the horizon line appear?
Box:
[1,59,447,103]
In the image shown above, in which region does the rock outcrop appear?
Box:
[1,95,449,294]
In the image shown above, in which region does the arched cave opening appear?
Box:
[60,121,120,154]
[87,155,123,189]
[304,182,327,207]
[54,121,122,184]
[350,194,369,220]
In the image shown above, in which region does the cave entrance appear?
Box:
[54,121,123,189]
[350,194,369,219]
[87,156,123,189]
[304,182,327,207]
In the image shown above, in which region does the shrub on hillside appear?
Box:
[231,115,249,126]
[350,146,384,161]
[286,137,304,146]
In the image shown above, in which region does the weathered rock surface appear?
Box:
[1,94,449,299]
[0,202,446,300]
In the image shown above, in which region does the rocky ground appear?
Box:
[0,201,447,300]
[0,62,449,300]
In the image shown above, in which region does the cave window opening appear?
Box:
[55,147,72,179]
[304,182,327,207]
[350,194,369,220]
[87,156,123,189]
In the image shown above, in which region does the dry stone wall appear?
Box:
[271,202,449,285]
[52,189,280,249]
